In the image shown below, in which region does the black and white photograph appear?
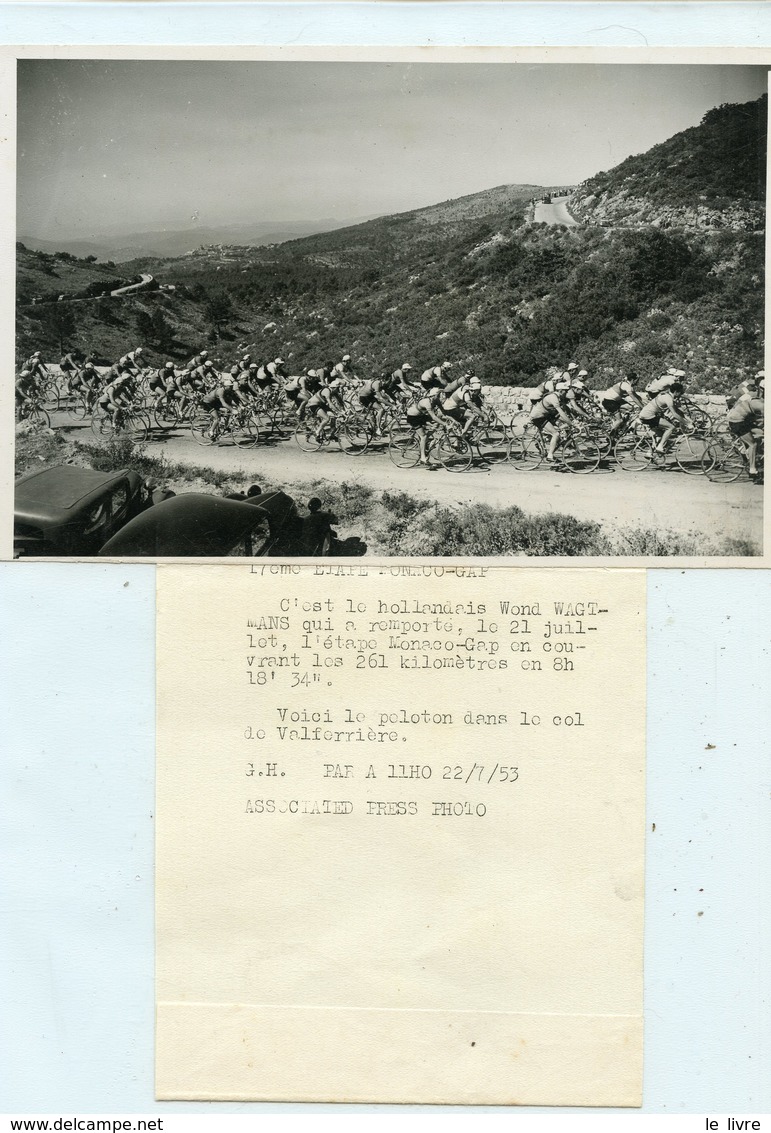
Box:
[11,56,767,559]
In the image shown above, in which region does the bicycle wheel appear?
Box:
[509,409,532,438]
[560,435,601,474]
[703,441,746,483]
[124,411,149,442]
[475,422,510,464]
[589,425,614,457]
[91,409,113,438]
[388,425,421,469]
[435,431,472,472]
[191,412,217,447]
[622,436,658,471]
[508,433,543,470]
[339,415,373,455]
[23,405,51,429]
[233,418,260,448]
[672,433,710,476]
[294,421,323,452]
[153,402,179,431]
[612,432,644,470]
[69,392,91,421]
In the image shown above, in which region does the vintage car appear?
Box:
[99,493,302,557]
[14,465,147,557]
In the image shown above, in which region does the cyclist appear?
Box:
[67,358,94,402]
[256,358,286,392]
[420,361,453,390]
[59,350,81,392]
[296,368,323,420]
[15,369,40,415]
[600,371,643,435]
[441,375,485,437]
[201,374,242,438]
[22,351,49,382]
[528,382,574,463]
[148,361,176,410]
[645,367,685,399]
[187,348,210,369]
[119,346,146,377]
[391,362,416,397]
[306,376,346,441]
[727,378,764,478]
[331,354,354,381]
[529,372,562,406]
[726,370,763,411]
[405,385,446,466]
[97,371,135,429]
[636,380,691,454]
[238,363,262,402]
[357,373,400,434]
[174,363,207,415]
[559,371,593,421]
[283,372,303,411]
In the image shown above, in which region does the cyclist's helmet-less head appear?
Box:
[165,361,175,370]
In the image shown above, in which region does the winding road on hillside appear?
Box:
[24,273,155,309]
[533,196,578,227]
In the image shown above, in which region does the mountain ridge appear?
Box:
[16,98,765,393]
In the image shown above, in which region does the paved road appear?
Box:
[23,274,154,309]
[110,273,154,297]
[533,196,578,227]
[54,414,762,547]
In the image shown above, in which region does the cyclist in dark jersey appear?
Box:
[405,386,445,466]
[727,379,764,478]
[528,385,573,462]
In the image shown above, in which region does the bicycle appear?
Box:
[465,408,511,465]
[190,403,260,448]
[508,422,601,474]
[620,427,711,475]
[16,396,51,429]
[91,402,150,441]
[388,419,472,471]
[294,409,373,455]
[701,433,764,483]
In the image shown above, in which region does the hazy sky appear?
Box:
[17,60,767,240]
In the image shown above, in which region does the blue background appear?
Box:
[1,565,768,1114]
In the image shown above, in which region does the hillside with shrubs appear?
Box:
[16,96,765,393]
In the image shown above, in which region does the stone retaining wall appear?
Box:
[482,385,727,413]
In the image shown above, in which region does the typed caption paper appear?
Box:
[156,565,645,1105]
